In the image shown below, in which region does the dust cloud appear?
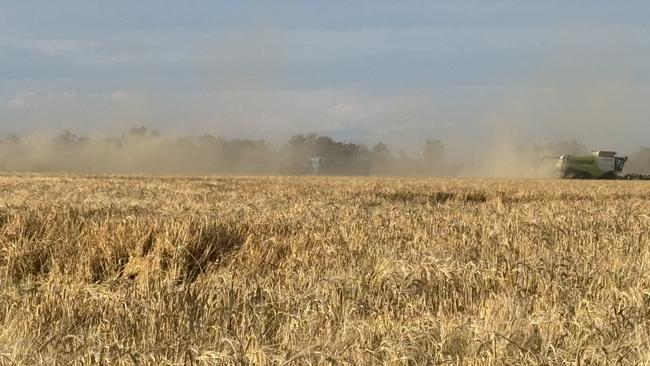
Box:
[1,127,648,177]
[0,130,277,175]
[458,42,650,178]
[3,31,650,177]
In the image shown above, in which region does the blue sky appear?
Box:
[2,1,650,153]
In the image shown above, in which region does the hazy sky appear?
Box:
[2,1,650,154]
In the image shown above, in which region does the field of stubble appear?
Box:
[1,175,650,365]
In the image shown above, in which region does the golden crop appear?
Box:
[1,175,649,365]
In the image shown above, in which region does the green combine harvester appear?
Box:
[552,151,650,180]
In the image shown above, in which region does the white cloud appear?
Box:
[6,91,78,109]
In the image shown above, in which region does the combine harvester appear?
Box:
[549,151,650,180]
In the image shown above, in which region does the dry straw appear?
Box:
[1,175,649,365]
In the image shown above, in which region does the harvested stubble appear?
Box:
[1,174,650,365]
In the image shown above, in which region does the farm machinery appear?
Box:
[547,151,650,180]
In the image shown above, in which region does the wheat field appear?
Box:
[0,174,649,365]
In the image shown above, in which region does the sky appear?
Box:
[1,1,650,155]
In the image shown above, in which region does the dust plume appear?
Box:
[3,42,650,176]
[459,36,650,178]
[0,129,277,175]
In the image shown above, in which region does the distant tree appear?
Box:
[54,130,79,146]
[197,134,220,147]
[397,149,412,165]
[370,142,393,174]
[421,139,446,175]
[284,133,370,174]
[371,142,391,160]
[2,134,20,144]
[423,139,445,162]
[103,136,123,148]
[127,126,159,139]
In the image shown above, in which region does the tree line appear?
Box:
[0,127,448,175]
[1,127,649,175]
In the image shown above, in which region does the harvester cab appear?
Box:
[555,151,626,179]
